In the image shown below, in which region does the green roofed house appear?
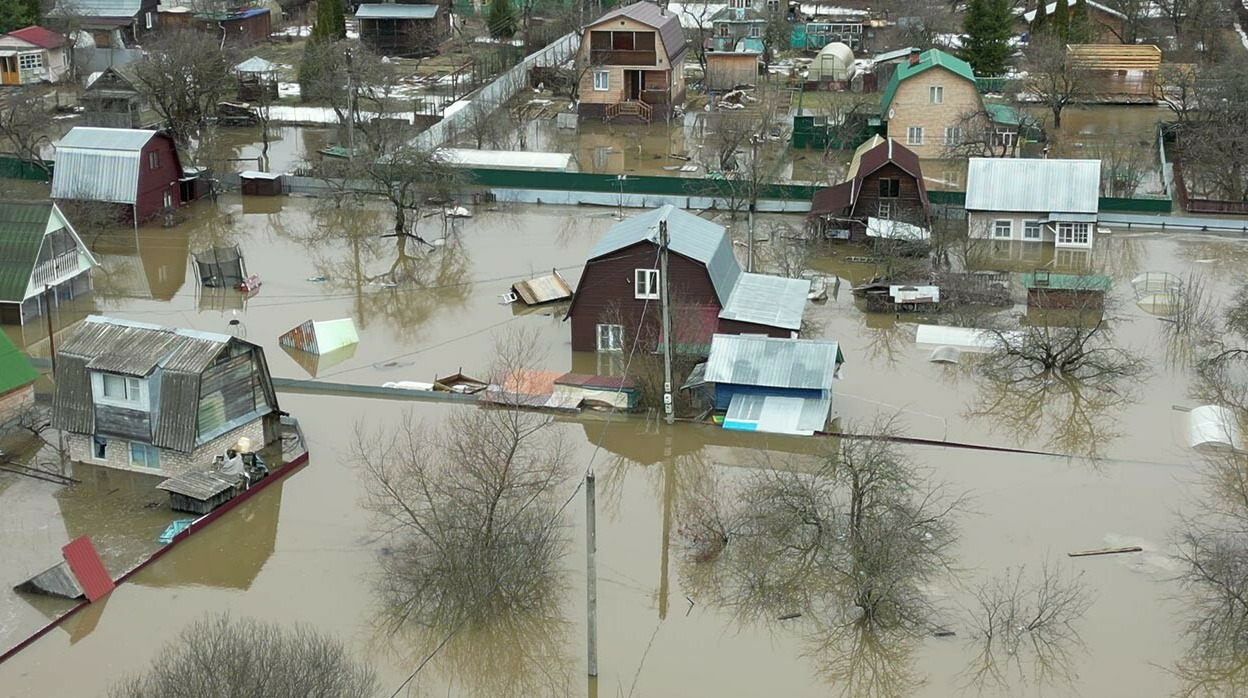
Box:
[0,331,39,430]
[0,201,98,325]
[880,48,996,159]
[1021,271,1112,309]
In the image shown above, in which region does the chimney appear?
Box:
[908,48,921,66]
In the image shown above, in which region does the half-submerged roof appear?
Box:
[51,128,164,205]
[591,1,688,60]
[881,49,975,116]
[965,158,1101,213]
[1020,272,1112,291]
[705,334,843,389]
[589,205,741,304]
[356,3,440,19]
[720,273,810,330]
[0,330,38,395]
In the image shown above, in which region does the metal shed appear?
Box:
[1189,405,1243,452]
[279,318,360,355]
[239,170,283,196]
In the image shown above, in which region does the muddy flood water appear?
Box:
[1,193,1246,697]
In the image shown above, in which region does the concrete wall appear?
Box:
[886,67,983,159]
[67,418,265,478]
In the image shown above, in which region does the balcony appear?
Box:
[30,251,82,289]
[590,49,658,66]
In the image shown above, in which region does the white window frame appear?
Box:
[943,126,960,146]
[635,268,660,299]
[93,372,148,410]
[730,0,748,8]
[129,441,161,469]
[145,11,153,29]
[163,190,173,209]
[1056,222,1091,246]
[929,85,943,104]
[906,126,923,145]
[749,24,761,38]
[592,69,609,91]
[1023,221,1043,240]
[993,219,1013,239]
[18,52,43,70]
[596,323,624,352]
[148,151,158,170]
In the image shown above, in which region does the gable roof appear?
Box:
[809,137,928,217]
[0,202,55,303]
[590,1,688,61]
[234,56,280,74]
[355,3,440,19]
[880,49,976,116]
[50,0,142,18]
[705,334,843,389]
[0,331,38,395]
[5,26,67,49]
[1022,0,1126,22]
[965,158,1101,213]
[51,128,165,205]
[51,316,277,452]
[588,205,741,304]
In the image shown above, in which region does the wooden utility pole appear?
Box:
[344,48,355,158]
[586,469,599,678]
[43,285,56,375]
[659,219,674,425]
[747,136,757,273]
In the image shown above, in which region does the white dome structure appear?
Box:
[808,42,855,82]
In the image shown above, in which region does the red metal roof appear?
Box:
[555,372,638,390]
[6,26,66,49]
[61,536,115,602]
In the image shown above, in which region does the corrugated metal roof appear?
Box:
[1022,0,1126,22]
[512,271,573,304]
[723,394,831,435]
[234,56,280,73]
[0,331,38,395]
[1021,272,1111,291]
[705,333,842,389]
[50,0,142,17]
[0,201,52,303]
[719,273,810,330]
[61,535,114,602]
[881,49,975,116]
[52,128,161,205]
[279,318,359,355]
[356,3,440,18]
[591,1,688,61]
[590,205,742,304]
[965,158,1101,214]
[6,26,67,49]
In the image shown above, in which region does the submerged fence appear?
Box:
[414,32,580,149]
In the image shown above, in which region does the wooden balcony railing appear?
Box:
[590,49,658,66]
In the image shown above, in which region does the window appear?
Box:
[878,201,892,218]
[635,268,660,299]
[717,22,730,36]
[878,178,900,198]
[96,373,147,409]
[592,70,609,91]
[92,436,108,460]
[163,190,173,209]
[597,324,624,352]
[929,86,943,104]
[129,442,160,469]
[148,151,158,170]
[730,0,748,7]
[1023,221,1042,240]
[906,127,923,145]
[1056,222,1091,246]
[993,220,1012,239]
[944,126,961,146]
[766,0,780,9]
[18,53,43,70]
[994,129,1016,148]
[749,24,761,38]
[145,11,152,29]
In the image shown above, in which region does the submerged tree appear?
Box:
[109,614,377,698]
[1023,33,1086,128]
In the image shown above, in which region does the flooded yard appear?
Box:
[0,194,1243,696]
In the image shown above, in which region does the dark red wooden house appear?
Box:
[51,127,200,224]
[565,206,810,353]
[807,136,930,239]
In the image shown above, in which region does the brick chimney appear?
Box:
[908,48,921,66]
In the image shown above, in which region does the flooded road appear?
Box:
[0,194,1240,696]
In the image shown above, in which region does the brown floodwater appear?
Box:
[0,193,1242,697]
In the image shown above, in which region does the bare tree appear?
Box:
[940,108,1018,159]
[0,89,54,176]
[132,30,235,155]
[356,330,571,632]
[1090,135,1153,198]
[109,614,377,698]
[959,562,1093,694]
[1023,34,1087,129]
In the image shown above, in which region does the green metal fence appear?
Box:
[0,156,52,181]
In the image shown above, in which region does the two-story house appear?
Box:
[0,201,99,325]
[0,26,69,85]
[565,205,810,352]
[881,48,1000,159]
[48,0,160,46]
[51,127,195,224]
[965,157,1101,248]
[52,316,281,476]
[578,1,688,123]
[808,135,931,239]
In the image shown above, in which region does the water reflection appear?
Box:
[88,227,189,303]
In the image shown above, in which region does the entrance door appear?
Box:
[627,69,643,100]
[0,56,17,86]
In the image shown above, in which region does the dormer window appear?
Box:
[94,372,148,410]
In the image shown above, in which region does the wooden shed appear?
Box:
[1066,44,1162,101]
[239,170,282,196]
[157,470,238,514]
[1021,271,1111,309]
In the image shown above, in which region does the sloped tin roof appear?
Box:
[591,1,688,61]
[356,3,440,19]
[965,158,1101,213]
[61,535,114,602]
[51,128,160,205]
[6,26,67,49]
[705,333,843,389]
[51,0,142,18]
[719,272,810,330]
[0,201,53,303]
[880,48,975,116]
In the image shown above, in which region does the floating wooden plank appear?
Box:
[1067,546,1143,557]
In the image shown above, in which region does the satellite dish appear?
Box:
[887,108,895,119]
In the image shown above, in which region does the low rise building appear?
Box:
[0,26,69,85]
[355,3,449,58]
[0,201,98,325]
[51,127,196,224]
[577,1,688,123]
[808,135,930,239]
[965,157,1101,248]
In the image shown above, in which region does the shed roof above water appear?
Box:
[965,158,1101,214]
[356,3,440,19]
[705,333,843,390]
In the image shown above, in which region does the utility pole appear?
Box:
[344,48,355,158]
[747,135,758,273]
[659,219,674,425]
[586,469,598,678]
[43,285,56,376]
